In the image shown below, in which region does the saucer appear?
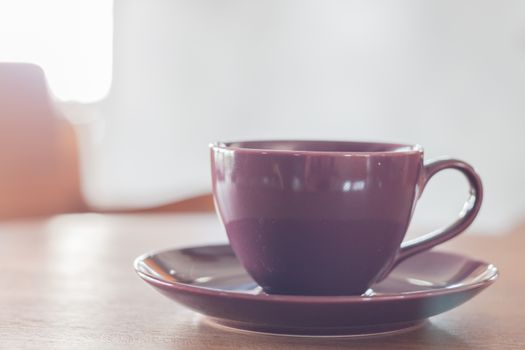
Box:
[134,245,498,337]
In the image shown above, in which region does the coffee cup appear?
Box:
[210,140,483,295]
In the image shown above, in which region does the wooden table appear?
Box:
[1,213,523,349]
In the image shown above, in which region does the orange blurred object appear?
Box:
[0,63,213,220]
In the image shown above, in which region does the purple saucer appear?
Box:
[134,245,498,337]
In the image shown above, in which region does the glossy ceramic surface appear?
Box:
[210,140,483,295]
[135,244,498,337]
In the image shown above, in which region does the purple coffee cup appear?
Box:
[210,140,483,296]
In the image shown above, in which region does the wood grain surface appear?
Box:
[0,213,523,349]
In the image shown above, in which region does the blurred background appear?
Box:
[1,0,524,232]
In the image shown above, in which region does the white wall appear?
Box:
[73,0,525,232]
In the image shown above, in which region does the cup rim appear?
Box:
[210,140,423,156]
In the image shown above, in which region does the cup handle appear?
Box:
[395,158,483,264]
